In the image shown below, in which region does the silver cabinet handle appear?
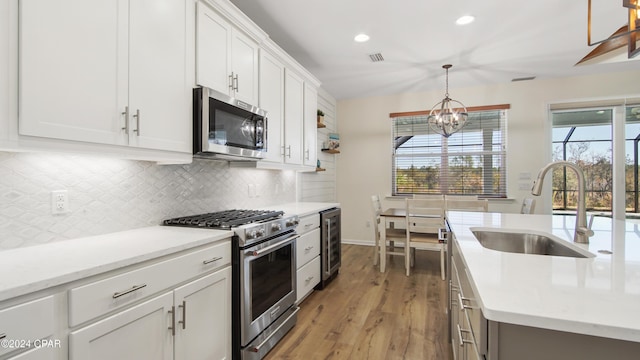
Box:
[304,246,314,251]
[456,324,474,347]
[233,74,239,92]
[281,145,285,157]
[178,300,186,330]
[286,145,291,158]
[305,276,314,283]
[228,72,234,90]
[133,109,141,136]
[458,292,472,311]
[168,306,176,336]
[121,106,129,134]
[203,256,223,265]
[0,333,6,340]
[305,149,310,160]
[112,284,147,299]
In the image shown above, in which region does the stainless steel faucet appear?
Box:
[531,161,593,243]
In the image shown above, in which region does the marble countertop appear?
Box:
[0,202,339,303]
[447,211,640,342]
[0,226,232,302]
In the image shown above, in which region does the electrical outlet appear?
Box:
[51,190,69,214]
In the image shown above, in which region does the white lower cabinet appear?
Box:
[173,267,231,360]
[0,296,55,359]
[70,267,232,360]
[295,214,321,303]
[69,292,174,360]
[69,243,232,360]
[5,348,55,360]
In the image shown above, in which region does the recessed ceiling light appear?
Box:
[354,33,370,43]
[456,15,475,25]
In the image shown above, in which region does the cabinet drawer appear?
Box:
[296,256,320,303]
[69,240,230,326]
[296,228,320,268]
[0,296,54,357]
[298,214,320,234]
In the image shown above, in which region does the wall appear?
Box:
[0,151,296,250]
[337,69,640,245]
[299,87,338,202]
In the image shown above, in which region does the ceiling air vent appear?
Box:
[511,76,536,82]
[369,53,384,62]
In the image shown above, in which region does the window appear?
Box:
[391,108,507,197]
[551,105,640,213]
[551,109,613,212]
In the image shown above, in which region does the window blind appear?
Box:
[391,110,507,197]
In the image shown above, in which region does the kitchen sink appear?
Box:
[471,229,594,258]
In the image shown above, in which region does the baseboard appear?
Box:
[341,239,373,246]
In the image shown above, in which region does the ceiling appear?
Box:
[228,0,640,100]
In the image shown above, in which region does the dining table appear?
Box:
[378,207,443,273]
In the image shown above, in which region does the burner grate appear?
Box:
[164,209,284,229]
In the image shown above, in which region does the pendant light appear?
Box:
[427,64,469,137]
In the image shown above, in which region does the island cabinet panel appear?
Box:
[489,322,640,360]
[450,227,640,360]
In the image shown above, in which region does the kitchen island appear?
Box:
[447,211,640,359]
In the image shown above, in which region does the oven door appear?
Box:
[239,232,297,346]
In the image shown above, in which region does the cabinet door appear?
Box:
[259,51,284,163]
[69,292,173,360]
[128,0,191,153]
[19,0,126,145]
[303,83,318,167]
[196,2,232,94]
[283,70,304,165]
[230,29,259,105]
[174,267,231,360]
[0,0,10,144]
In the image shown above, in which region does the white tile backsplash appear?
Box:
[0,151,296,250]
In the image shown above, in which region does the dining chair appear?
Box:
[413,194,445,199]
[445,195,478,201]
[521,198,536,214]
[371,195,406,266]
[404,198,446,279]
[445,198,489,212]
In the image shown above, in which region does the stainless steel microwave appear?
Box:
[193,87,267,161]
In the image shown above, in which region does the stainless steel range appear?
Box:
[164,209,300,360]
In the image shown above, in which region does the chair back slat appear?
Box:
[445,199,488,212]
[405,199,445,234]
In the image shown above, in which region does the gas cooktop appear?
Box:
[163,209,284,229]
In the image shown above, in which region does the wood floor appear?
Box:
[265,244,453,360]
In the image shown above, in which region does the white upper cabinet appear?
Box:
[284,69,304,165]
[0,0,10,146]
[196,1,258,105]
[259,50,285,163]
[128,0,191,152]
[18,0,191,153]
[303,83,318,167]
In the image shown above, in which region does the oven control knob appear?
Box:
[286,218,299,227]
[247,230,257,239]
[271,223,282,232]
[256,229,265,237]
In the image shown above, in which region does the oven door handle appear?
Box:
[250,234,298,257]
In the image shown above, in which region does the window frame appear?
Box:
[390,104,509,198]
